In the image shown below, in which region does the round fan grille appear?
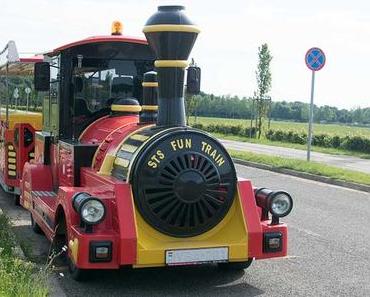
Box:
[134,151,235,237]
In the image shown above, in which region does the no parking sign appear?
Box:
[305,47,326,71]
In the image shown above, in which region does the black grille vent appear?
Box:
[135,152,234,237]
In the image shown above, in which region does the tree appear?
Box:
[255,43,272,138]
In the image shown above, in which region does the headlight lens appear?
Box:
[72,192,106,225]
[80,199,105,224]
[269,192,293,217]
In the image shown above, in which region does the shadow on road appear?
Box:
[58,265,264,297]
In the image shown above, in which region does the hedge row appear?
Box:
[192,123,370,154]
[192,123,257,138]
[266,129,370,153]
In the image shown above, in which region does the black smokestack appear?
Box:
[143,5,200,126]
[140,71,158,123]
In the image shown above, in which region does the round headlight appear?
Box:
[268,191,293,217]
[72,192,106,225]
[80,198,106,224]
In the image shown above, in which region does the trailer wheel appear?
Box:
[30,213,43,234]
[218,258,253,271]
[68,257,90,281]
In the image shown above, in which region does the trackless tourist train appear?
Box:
[0,6,293,280]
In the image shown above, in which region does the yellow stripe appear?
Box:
[155,60,188,68]
[8,145,14,150]
[143,24,200,33]
[8,170,16,176]
[8,164,16,170]
[121,144,138,153]
[8,152,16,157]
[29,152,35,157]
[97,154,115,175]
[97,125,152,176]
[142,82,158,87]
[130,134,149,142]
[8,158,16,163]
[69,239,79,264]
[114,158,130,168]
[142,105,158,111]
[111,105,142,112]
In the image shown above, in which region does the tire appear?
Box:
[68,256,90,281]
[218,258,253,271]
[14,195,20,206]
[30,213,43,234]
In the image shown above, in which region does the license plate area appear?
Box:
[165,247,228,266]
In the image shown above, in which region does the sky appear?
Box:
[1,0,370,109]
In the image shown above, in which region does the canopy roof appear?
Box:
[49,35,148,55]
[0,56,43,75]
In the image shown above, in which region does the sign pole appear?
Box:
[305,47,325,162]
[307,70,315,161]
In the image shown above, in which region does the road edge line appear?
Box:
[233,158,370,193]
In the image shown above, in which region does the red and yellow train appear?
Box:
[0,6,293,281]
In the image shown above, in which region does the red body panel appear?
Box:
[0,123,37,194]
[79,114,139,145]
[238,179,288,259]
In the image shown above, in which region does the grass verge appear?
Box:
[0,212,49,297]
[229,149,370,186]
[212,132,370,159]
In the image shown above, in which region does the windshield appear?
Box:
[71,57,153,134]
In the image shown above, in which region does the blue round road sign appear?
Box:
[305,47,326,71]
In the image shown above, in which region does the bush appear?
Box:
[192,123,257,138]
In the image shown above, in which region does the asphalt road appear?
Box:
[221,139,370,174]
[1,165,370,296]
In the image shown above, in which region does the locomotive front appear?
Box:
[112,5,237,239]
[92,5,292,268]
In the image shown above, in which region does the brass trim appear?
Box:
[142,82,159,87]
[143,24,200,33]
[111,105,142,112]
[141,105,158,111]
[154,60,188,68]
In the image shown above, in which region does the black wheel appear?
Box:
[30,213,43,234]
[218,258,253,271]
[14,194,20,206]
[68,257,90,281]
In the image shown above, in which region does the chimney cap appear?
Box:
[145,5,194,26]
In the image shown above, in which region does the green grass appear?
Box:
[189,116,370,159]
[190,116,370,138]
[0,212,49,297]
[230,149,370,186]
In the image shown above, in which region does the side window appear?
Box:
[42,56,60,135]
[50,56,60,103]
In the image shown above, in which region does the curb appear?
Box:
[233,158,370,193]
